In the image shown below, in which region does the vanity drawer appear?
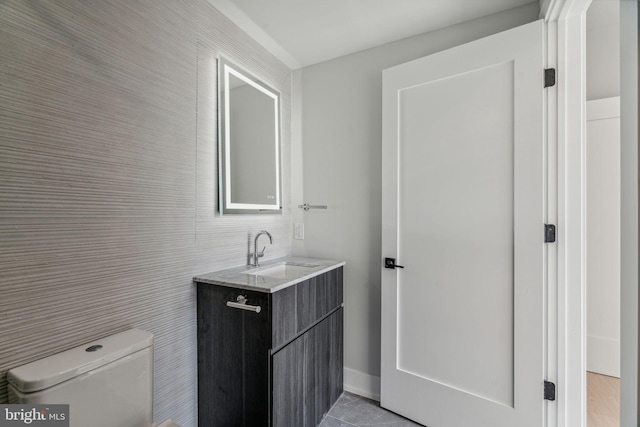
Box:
[296,267,343,333]
[272,285,297,349]
[314,266,343,320]
[272,267,343,348]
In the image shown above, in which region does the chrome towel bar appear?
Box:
[298,203,327,211]
[226,295,261,313]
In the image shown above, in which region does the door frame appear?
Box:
[540,1,639,427]
[541,2,590,427]
[619,1,638,425]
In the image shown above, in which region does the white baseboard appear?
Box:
[343,367,381,401]
[587,335,620,378]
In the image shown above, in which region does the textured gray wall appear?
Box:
[0,1,292,426]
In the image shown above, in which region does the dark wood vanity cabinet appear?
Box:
[196,267,343,427]
[272,309,343,427]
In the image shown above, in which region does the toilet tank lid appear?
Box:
[7,329,153,393]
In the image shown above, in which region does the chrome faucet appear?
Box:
[252,230,273,267]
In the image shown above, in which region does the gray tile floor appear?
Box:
[318,392,423,427]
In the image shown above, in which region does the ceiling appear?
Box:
[208,0,537,69]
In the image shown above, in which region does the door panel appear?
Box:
[398,61,515,406]
[381,20,545,427]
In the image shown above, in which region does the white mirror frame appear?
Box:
[218,57,281,214]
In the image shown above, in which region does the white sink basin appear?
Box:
[246,263,319,279]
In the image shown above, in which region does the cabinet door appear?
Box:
[198,285,245,427]
[272,336,305,427]
[273,308,344,427]
[197,285,270,427]
[328,308,344,406]
[308,309,344,425]
[313,314,331,423]
[301,308,345,427]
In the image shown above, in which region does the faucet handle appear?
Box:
[257,246,266,257]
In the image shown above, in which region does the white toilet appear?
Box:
[7,328,180,427]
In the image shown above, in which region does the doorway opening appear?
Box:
[585,1,621,425]
[585,96,621,427]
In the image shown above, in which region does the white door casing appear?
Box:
[381,20,546,427]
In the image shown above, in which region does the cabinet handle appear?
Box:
[226,295,261,313]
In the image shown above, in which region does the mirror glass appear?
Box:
[219,57,281,214]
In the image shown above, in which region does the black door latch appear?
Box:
[384,258,404,269]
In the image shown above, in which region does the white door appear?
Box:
[381,20,545,427]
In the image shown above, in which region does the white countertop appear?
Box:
[193,257,345,293]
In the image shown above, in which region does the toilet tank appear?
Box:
[7,329,154,427]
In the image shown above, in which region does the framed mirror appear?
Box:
[218,57,281,214]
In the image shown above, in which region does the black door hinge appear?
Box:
[544,68,556,88]
[544,381,556,401]
[544,224,556,243]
